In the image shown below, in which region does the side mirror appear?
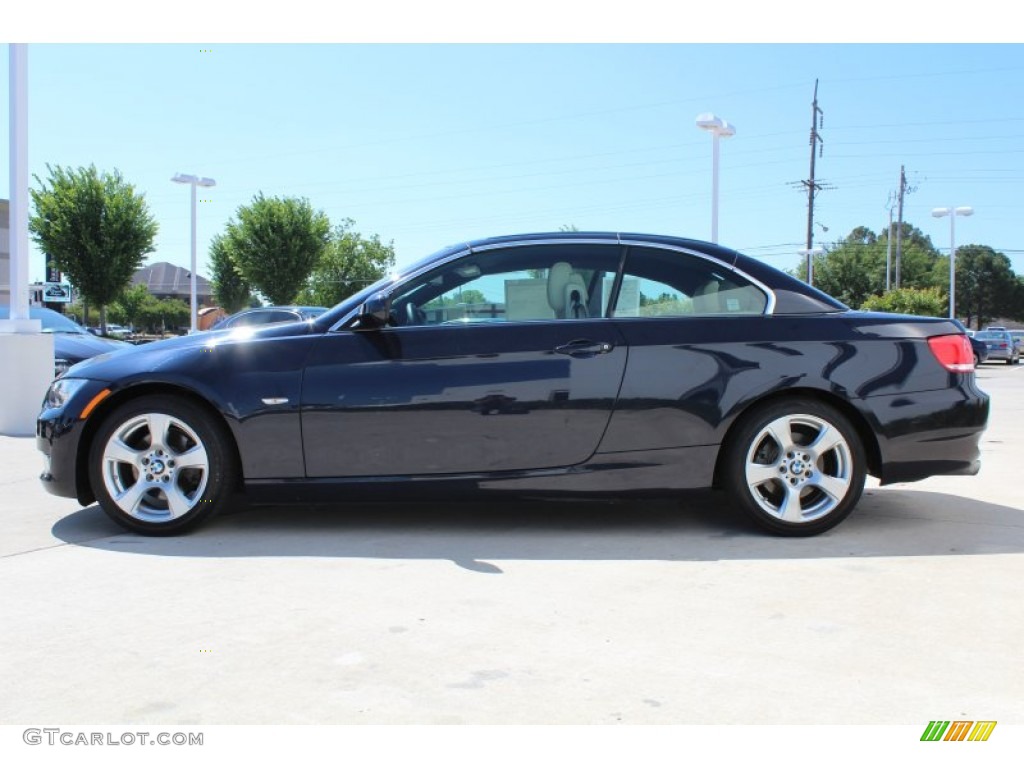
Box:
[353,291,391,330]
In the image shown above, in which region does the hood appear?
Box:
[52,333,131,362]
[63,320,318,381]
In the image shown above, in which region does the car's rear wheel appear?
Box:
[88,395,237,535]
[722,399,866,536]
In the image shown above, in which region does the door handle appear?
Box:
[553,339,614,358]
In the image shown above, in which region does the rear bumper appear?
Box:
[866,378,989,485]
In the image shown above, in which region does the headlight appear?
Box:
[44,378,90,410]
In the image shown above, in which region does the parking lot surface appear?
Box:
[2,364,1022,725]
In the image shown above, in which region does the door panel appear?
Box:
[301,320,627,477]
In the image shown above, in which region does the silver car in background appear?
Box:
[974,329,1021,365]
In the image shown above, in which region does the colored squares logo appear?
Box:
[921,720,997,742]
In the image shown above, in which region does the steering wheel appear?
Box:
[405,301,427,326]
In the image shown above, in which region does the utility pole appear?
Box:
[895,166,906,288]
[802,79,826,283]
[885,205,894,291]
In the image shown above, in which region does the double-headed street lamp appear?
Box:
[696,113,736,244]
[931,206,973,320]
[171,173,216,333]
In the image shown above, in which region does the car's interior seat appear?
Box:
[547,262,590,319]
[692,279,722,314]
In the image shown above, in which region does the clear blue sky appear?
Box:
[4,37,1023,289]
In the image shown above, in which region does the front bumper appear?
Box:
[36,380,109,505]
[37,411,89,502]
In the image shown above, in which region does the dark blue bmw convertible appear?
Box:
[37,232,989,536]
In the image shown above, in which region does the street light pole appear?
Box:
[696,113,736,244]
[798,247,824,286]
[931,206,973,320]
[171,173,216,333]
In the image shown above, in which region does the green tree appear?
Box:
[456,289,488,305]
[136,297,189,334]
[108,284,151,329]
[64,301,89,327]
[802,223,941,307]
[208,234,251,313]
[950,245,1022,329]
[860,287,946,317]
[296,219,395,307]
[889,223,942,290]
[29,164,158,331]
[221,193,330,305]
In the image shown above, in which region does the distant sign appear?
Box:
[46,263,62,284]
[43,282,72,303]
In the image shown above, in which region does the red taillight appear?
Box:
[998,343,1007,349]
[927,334,974,372]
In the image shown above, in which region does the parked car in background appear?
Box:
[210,305,328,331]
[1010,329,1024,351]
[36,231,989,539]
[84,324,131,339]
[3,306,130,378]
[952,319,988,366]
[102,324,133,339]
[974,329,1020,365]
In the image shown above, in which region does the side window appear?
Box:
[388,244,622,327]
[233,311,268,326]
[613,247,767,318]
[264,310,298,324]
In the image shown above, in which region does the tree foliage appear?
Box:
[860,287,946,317]
[107,291,189,333]
[951,245,1023,329]
[108,284,151,329]
[29,164,158,329]
[221,194,330,305]
[296,219,396,307]
[803,222,941,308]
[424,289,488,308]
[209,234,251,313]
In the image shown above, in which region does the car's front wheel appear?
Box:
[88,395,238,535]
[722,399,866,536]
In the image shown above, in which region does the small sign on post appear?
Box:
[43,282,72,303]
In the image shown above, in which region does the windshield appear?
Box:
[975,332,1004,341]
[316,243,469,329]
[35,308,90,334]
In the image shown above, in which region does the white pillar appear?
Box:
[710,133,720,244]
[2,44,55,436]
[190,181,198,333]
[7,44,32,324]
[948,214,956,319]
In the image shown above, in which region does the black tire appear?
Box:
[721,399,866,536]
[88,394,238,535]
